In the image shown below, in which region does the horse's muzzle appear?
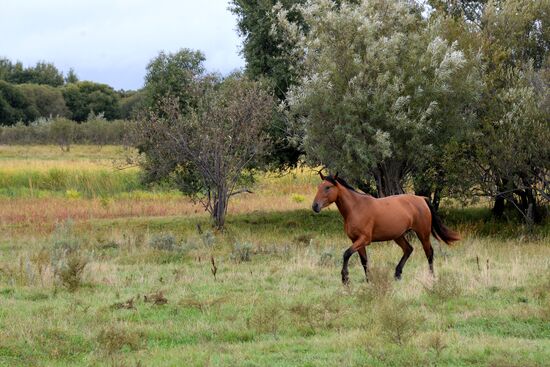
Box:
[312,202,321,213]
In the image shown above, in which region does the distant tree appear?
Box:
[18,84,70,119]
[49,117,75,152]
[230,0,306,100]
[119,90,146,119]
[136,75,275,229]
[65,68,79,84]
[62,81,120,121]
[144,49,206,113]
[230,0,308,169]
[0,80,35,124]
[279,0,481,197]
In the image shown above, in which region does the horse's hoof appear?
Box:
[394,274,402,281]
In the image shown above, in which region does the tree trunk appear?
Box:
[372,162,406,197]
[212,184,229,230]
[492,179,508,218]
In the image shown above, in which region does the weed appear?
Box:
[49,220,89,291]
[426,271,463,301]
[231,242,253,262]
[377,298,422,345]
[365,265,394,299]
[318,249,336,267]
[148,232,178,251]
[425,331,447,359]
[96,325,142,355]
[249,300,283,335]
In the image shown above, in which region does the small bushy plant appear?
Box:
[148,232,178,252]
[231,242,253,263]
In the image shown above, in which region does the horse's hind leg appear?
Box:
[357,247,369,282]
[417,232,434,275]
[394,236,413,280]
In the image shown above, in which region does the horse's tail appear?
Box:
[424,198,460,245]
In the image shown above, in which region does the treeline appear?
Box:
[0,117,130,149]
[0,58,145,124]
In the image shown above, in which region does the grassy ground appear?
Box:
[0,145,548,366]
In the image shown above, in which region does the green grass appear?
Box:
[1,210,549,366]
[0,168,143,198]
[0,145,549,366]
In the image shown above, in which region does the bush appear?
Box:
[50,220,89,291]
[148,232,178,251]
[377,298,423,345]
[96,325,142,355]
[231,242,253,262]
[0,117,131,145]
[426,271,463,301]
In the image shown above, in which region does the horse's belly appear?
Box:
[371,217,411,241]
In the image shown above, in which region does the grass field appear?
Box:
[0,145,549,366]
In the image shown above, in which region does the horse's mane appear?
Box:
[325,175,370,196]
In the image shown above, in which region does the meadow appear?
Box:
[0,145,549,366]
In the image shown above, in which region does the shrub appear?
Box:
[377,298,422,345]
[148,232,178,251]
[367,265,394,299]
[96,325,142,355]
[231,242,253,263]
[318,249,336,267]
[426,271,463,301]
[50,220,89,291]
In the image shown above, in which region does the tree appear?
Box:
[65,68,79,84]
[432,0,550,220]
[0,59,64,87]
[0,80,35,124]
[230,0,307,170]
[135,75,275,229]
[280,0,481,197]
[62,81,120,121]
[144,49,206,113]
[119,90,146,119]
[18,84,70,119]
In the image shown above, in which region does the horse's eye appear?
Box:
[325,186,331,191]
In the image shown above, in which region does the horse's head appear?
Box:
[312,171,340,213]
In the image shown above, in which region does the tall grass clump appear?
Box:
[50,220,89,291]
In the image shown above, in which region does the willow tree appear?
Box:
[278,0,481,197]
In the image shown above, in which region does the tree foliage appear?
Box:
[0,80,34,124]
[143,49,206,113]
[136,75,276,229]
[0,58,64,86]
[62,81,120,121]
[432,0,550,220]
[230,0,307,170]
[279,0,481,197]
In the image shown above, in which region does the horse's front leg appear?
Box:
[341,238,369,285]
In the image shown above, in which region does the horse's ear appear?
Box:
[319,170,326,180]
[334,172,339,180]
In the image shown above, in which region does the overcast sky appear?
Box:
[0,0,245,90]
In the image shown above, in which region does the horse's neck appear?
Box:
[335,188,371,221]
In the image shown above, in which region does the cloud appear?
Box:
[0,0,245,89]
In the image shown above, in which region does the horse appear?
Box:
[311,172,460,284]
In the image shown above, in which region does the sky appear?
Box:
[0,0,246,90]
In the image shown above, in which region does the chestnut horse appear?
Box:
[312,173,460,284]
